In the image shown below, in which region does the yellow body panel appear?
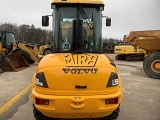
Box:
[114,45,144,54]
[37,53,116,69]
[38,45,52,55]
[0,42,6,54]
[32,0,122,118]
[32,88,122,118]
[32,53,123,118]
[125,30,160,52]
[52,0,104,5]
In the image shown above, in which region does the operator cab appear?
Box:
[42,3,111,53]
[0,31,16,49]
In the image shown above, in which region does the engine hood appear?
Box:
[33,53,121,96]
[37,53,116,70]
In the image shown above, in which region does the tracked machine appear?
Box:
[126,30,160,79]
[114,36,145,61]
[114,44,145,61]
[31,0,123,119]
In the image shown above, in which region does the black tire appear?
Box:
[33,105,56,120]
[100,106,120,120]
[143,55,150,75]
[43,49,52,56]
[143,52,160,79]
[29,59,35,64]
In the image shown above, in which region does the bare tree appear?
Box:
[0,23,19,39]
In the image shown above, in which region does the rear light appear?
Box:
[36,98,49,105]
[105,97,118,104]
[35,72,48,88]
[106,72,119,87]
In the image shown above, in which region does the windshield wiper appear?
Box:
[79,5,94,29]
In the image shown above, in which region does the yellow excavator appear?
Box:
[31,0,123,120]
[0,31,41,72]
[114,35,145,61]
[126,30,160,79]
[114,44,145,61]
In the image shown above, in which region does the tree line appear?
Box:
[0,23,121,45]
[102,37,122,43]
[0,23,52,44]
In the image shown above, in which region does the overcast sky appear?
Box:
[0,0,160,39]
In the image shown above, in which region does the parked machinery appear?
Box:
[126,30,160,79]
[31,0,123,120]
[102,41,117,53]
[38,44,52,55]
[114,44,145,61]
[0,31,41,71]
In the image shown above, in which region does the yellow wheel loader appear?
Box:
[31,0,123,119]
[0,31,41,72]
[126,30,160,79]
[38,44,52,55]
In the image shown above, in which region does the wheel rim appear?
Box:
[151,60,160,73]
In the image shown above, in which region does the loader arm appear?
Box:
[15,43,41,63]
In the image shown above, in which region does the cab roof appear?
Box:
[52,0,104,5]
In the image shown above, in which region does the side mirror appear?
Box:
[42,16,49,26]
[106,18,111,26]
